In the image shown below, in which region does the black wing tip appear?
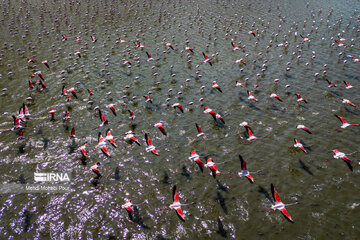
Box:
[176,212,185,222]
[345,161,353,171]
[270,183,275,198]
[172,185,177,199]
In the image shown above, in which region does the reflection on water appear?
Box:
[0,0,359,239]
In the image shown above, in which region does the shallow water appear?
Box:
[0,0,359,239]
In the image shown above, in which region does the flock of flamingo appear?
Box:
[1,1,359,235]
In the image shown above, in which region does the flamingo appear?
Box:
[195,123,204,137]
[188,150,204,172]
[347,55,360,62]
[212,81,222,93]
[124,131,141,146]
[121,199,134,220]
[146,51,154,61]
[75,50,81,58]
[97,132,110,157]
[262,184,298,223]
[235,59,246,64]
[204,107,225,124]
[243,126,258,141]
[231,41,241,50]
[296,94,308,103]
[42,60,49,68]
[300,34,312,42]
[185,46,194,53]
[27,57,35,63]
[105,129,117,148]
[205,158,220,178]
[239,121,253,133]
[108,104,117,116]
[67,87,78,99]
[202,52,212,66]
[88,89,94,96]
[98,109,109,127]
[169,186,185,221]
[165,42,174,50]
[248,31,256,37]
[293,139,307,153]
[238,155,255,183]
[335,40,348,47]
[296,125,312,134]
[270,93,283,102]
[343,81,357,89]
[171,103,184,113]
[91,162,102,177]
[63,111,70,121]
[80,142,87,158]
[332,149,354,171]
[326,79,337,88]
[144,95,153,103]
[247,90,258,101]
[12,115,22,130]
[342,99,356,107]
[335,115,359,128]
[69,127,75,139]
[154,122,167,136]
[128,110,135,121]
[145,133,159,155]
[49,107,56,121]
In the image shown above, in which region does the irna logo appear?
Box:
[34,172,71,182]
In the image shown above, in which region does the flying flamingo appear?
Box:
[108,104,117,116]
[300,34,312,42]
[202,52,212,66]
[128,110,135,121]
[171,103,184,113]
[331,149,354,171]
[154,122,167,136]
[235,59,246,65]
[69,127,75,139]
[80,142,87,158]
[296,94,308,103]
[238,155,257,183]
[335,115,359,128]
[231,41,241,51]
[212,81,222,93]
[105,129,117,148]
[185,46,194,53]
[262,184,299,223]
[169,186,190,222]
[343,81,357,89]
[293,139,307,153]
[98,109,109,127]
[203,107,225,124]
[124,131,141,146]
[247,91,258,101]
[326,79,337,88]
[195,123,204,138]
[146,51,154,61]
[97,132,110,157]
[342,99,356,107]
[145,133,159,155]
[188,150,204,172]
[245,127,258,141]
[270,93,283,102]
[296,125,312,134]
[248,31,256,37]
[42,60,49,68]
[205,158,220,178]
[91,162,102,177]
